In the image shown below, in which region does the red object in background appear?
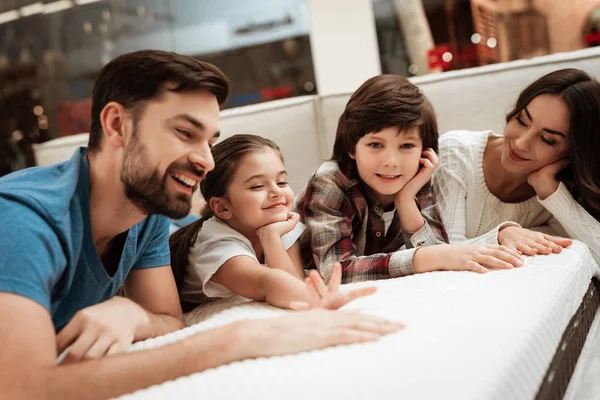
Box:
[56,98,93,137]
[459,44,479,67]
[585,31,600,45]
[260,87,292,101]
[428,43,480,71]
[428,44,452,71]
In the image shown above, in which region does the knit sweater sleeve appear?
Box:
[434,131,519,245]
[538,182,600,264]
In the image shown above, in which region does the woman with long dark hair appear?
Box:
[434,68,600,263]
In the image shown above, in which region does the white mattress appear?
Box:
[119,241,599,400]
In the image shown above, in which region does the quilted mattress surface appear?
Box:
[119,241,599,400]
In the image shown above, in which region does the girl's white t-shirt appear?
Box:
[179,217,305,304]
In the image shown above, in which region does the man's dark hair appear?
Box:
[88,49,230,153]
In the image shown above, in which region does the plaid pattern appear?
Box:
[295,161,448,283]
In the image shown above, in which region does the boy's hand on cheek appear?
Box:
[393,149,438,233]
[395,148,439,203]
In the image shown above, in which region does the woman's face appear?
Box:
[501,94,571,175]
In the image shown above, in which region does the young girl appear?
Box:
[296,74,524,283]
[169,134,375,312]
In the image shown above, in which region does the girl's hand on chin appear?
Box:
[257,212,299,238]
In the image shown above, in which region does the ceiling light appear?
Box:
[20,2,44,17]
[75,0,104,5]
[43,0,73,14]
[0,10,19,25]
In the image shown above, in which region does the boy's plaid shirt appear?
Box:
[295,161,448,283]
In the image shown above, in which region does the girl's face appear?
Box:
[502,94,571,175]
[221,148,294,231]
[351,126,423,205]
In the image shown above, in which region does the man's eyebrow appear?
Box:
[172,114,205,130]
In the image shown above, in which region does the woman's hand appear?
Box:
[527,158,570,200]
[498,226,572,256]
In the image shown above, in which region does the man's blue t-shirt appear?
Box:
[0,148,171,331]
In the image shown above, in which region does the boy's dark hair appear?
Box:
[331,74,438,164]
[88,49,230,153]
[506,68,600,220]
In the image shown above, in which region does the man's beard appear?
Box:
[120,127,200,219]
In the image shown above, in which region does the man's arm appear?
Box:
[56,266,185,362]
[123,215,186,340]
[124,265,186,340]
[2,292,242,399]
[1,292,402,400]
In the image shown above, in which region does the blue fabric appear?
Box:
[0,148,171,331]
[169,213,200,235]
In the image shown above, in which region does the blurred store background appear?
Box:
[1,0,599,175]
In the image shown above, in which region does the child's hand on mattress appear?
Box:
[413,244,524,274]
[257,212,300,238]
[498,226,572,256]
[289,263,376,310]
[56,296,149,364]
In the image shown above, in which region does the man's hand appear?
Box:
[237,308,404,359]
[498,226,572,256]
[527,158,569,199]
[0,290,401,400]
[56,296,149,363]
[289,263,377,310]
